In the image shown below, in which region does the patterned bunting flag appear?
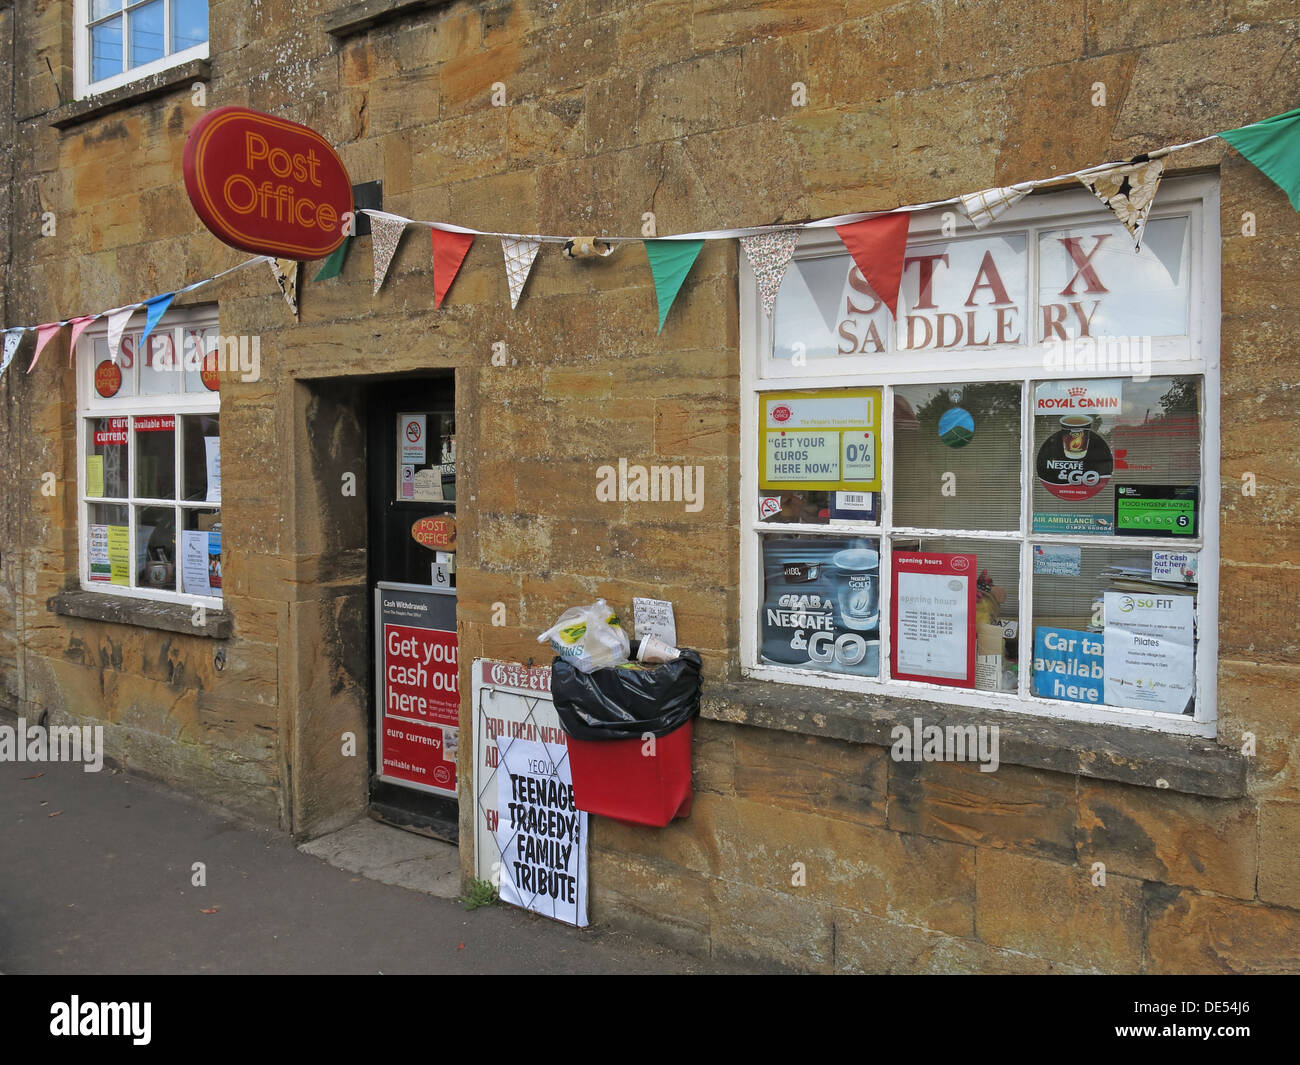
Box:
[1,328,23,378]
[370,213,409,294]
[833,214,911,319]
[269,258,300,317]
[313,236,351,281]
[105,306,137,364]
[501,237,541,310]
[27,322,63,372]
[432,229,475,309]
[66,314,100,366]
[740,230,801,317]
[138,292,176,360]
[958,186,1029,230]
[1219,107,1300,211]
[644,239,705,332]
[1080,158,1165,251]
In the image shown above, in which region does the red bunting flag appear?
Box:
[432,229,475,308]
[833,213,911,318]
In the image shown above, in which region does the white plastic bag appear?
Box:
[537,599,630,673]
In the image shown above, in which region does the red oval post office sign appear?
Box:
[183,106,353,260]
[411,516,456,551]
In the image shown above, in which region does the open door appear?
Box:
[366,374,459,842]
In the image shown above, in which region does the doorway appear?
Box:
[365,373,459,843]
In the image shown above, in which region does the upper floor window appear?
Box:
[76,0,209,99]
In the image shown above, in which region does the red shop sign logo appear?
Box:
[183,106,353,260]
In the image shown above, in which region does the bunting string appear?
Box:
[1,111,1295,357]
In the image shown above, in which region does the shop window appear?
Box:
[741,176,1219,733]
[75,0,209,99]
[78,307,222,605]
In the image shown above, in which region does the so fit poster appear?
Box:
[374,581,459,795]
[760,537,881,678]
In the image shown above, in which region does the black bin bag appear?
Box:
[552,650,702,741]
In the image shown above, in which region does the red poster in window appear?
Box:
[375,584,459,797]
[890,552,976,687]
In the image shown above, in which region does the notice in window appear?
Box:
[891,552,975,686]
[106,525,130,586]
[180,530,210,594]
[204,437,221,503]
[86,455,105,499]
[760,388,881,492]
[89,524,111,582]
[1102,591,1195,714]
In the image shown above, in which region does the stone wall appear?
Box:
[1,0,1297,971]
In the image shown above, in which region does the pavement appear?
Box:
[0,757,740,975]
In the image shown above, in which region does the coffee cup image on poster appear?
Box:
[761,538,880,677]
[1035,413,1114,501]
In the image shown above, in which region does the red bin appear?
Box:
[565,719,694,827]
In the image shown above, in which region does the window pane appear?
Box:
[180,508,221,597]
[87,504,129,586]
[773,251,895,367]
[181,413,220,502]
[139,332,181,395]
[136,505,176,591]
[91,16,124,81]
[91,0,124,19]
[1037,216,1189,340]
[896,234,1028,352]
[134,415,175,499]
[183,327,222,394]
[1031,375,1201,537]
[888,536,1020,692]
[171,0,208,51]
[86,417,129,498]
[92,337,135,399]
[759,489,886,527]
[760,534,881,679]
[1031,545,1196,715]
[128,0,165,68]
[893,382,1021,531]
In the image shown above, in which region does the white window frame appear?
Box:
[76,304,222,608]
[739,174,1221,738]
[74,0,210,101]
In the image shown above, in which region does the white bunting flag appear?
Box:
[501,237,541,309]
[740,230,801,317]
[269,257,300,317]
[370,212,409,294]
[1,328,23,378]
[1080,157,1165,251]
[958,186,1029,230]
[105,305,137,364]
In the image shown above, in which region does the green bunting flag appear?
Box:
[644,239,704,332]
[313,236,351,281]
[1220,107,1300,211]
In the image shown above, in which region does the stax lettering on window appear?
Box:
[836,235,1113,354]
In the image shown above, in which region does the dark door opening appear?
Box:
[365,373,459,843]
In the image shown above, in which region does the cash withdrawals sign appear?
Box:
[374,582,459,796]
[760,388,882,492]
